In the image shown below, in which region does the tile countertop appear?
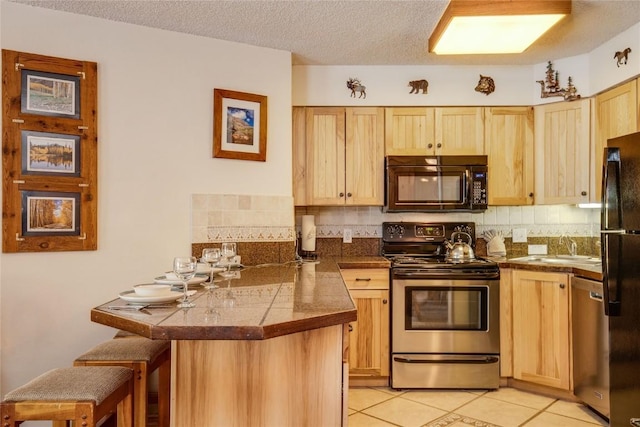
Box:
[91,257,389,341]
[495,256,603,281]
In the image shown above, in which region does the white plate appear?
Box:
[118,290,185,303]
[153,275,208,285]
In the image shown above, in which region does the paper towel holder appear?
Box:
[297,231,317,260]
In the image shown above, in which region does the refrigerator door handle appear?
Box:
[602,147,622,230]
[602,233,622,316]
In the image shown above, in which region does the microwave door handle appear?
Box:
[602,147,622,231]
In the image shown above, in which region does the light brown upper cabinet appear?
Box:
[385,107,484,156]
[593,79,639,202]
[293,107,384,206]
[485,107,534,205]
[534,99,591,205]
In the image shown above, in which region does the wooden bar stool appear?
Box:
[0,366,133,427]
[74,337,171,427]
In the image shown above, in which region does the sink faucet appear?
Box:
[559,234,577,256]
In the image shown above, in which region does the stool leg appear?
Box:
[157,353,171,427]
[132,362,147,427]
[117,380,134,427]
[0,404,18,427]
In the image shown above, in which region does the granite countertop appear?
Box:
[495,256,603,281]
[91,257,388,341]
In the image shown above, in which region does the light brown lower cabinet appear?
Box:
[511,269,572,391]
[340,268,390,386]
[173,324,346,425]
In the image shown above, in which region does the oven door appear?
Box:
[392,277,500,354]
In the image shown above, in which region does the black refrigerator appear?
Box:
[602,131,640,427]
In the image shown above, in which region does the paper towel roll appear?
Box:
[301,215,316,251]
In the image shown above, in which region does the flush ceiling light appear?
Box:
[429,0,571,55]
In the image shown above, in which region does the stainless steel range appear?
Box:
[383,222,500,390]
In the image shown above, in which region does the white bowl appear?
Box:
[133,284,173,297]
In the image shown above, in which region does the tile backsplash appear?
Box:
[192,194,295,243]
[295,205,601,240]
[190,195,601,262]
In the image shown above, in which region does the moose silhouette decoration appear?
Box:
[346,78,366,99]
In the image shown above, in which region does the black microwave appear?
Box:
[385,155,488,212]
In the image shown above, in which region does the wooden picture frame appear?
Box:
[213,89,267,161]
[2,49,98,252]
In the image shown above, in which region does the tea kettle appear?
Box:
[445,232,476,263]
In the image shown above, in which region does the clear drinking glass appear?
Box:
[202,248,221,289]
[218,242,237,279]
[173,256,197,308]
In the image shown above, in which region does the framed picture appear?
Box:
[21,130,81,177]
[21,190,81,237]
[20,69,81,119]
[213,89,267,161]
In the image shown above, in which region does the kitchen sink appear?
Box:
[509,255,601,265]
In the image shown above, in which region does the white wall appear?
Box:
[0,1,292,397]
[293,23,640,106]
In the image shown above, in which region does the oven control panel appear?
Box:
[383,222,475,243]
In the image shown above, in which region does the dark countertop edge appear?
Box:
[497,260,603,281]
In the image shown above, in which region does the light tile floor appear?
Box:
[348,387,609,427]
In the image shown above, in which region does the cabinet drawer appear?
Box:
[340,269,389,290]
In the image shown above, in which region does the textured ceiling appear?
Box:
[7,0,640,66]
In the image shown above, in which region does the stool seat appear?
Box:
[75,337,169,362]
[74,337,171,427]
[1,366,133,427]
[4,366,132,404]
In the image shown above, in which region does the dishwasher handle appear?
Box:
[589,291,603,301]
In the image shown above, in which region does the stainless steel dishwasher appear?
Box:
[571,275,610,420]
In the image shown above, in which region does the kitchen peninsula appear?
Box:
[91,259,385,426]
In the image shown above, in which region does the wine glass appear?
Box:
[218,242,237,279]
[202,248,221,289]
[173,256,197,308]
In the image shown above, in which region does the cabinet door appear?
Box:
[435,107,485,155]
[534,99,591,204]
[512,270,571,390]
[384,107,435,155]
[305,107,346,205]
[345,108,385,205]
[292,107,307,205]
[485,107,534,205]
[594,80,638,202]
[348,288,390,378]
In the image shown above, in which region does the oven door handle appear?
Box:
[393,356,499,364]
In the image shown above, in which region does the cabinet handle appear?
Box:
[382,299,388,304]
[559,283,566,289]
[339,192,344,197]
[347,192,352,197]
[355,277,371,281]
[348,324,353,332]
[436,143,442,148]
[529,192,534,197]
[581,191,587,196]
[427,143,433,149]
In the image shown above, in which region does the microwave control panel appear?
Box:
[471,170,488,206]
